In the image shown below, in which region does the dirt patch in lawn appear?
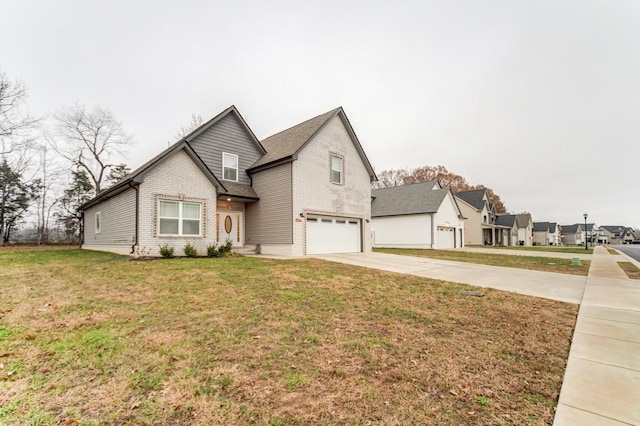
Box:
[0,248,577,425]
[618,262,640,279]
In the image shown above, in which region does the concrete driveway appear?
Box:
[314,252,587,304]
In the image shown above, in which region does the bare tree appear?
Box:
[375,164,508,213]
[174,113,203,140]
[0,70,37,156]
[32,145,63,244]
[49,104,134,194]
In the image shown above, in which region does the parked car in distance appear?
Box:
[630,240,640,244]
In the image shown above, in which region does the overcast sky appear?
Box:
[2,0,638,228]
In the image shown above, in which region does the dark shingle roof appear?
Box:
[454,189,486,211]
[371,183,452,217]
[561,224,581,234]
[218,181,258,200]
[495,214,516,227]
[533,221,549,232]
[600,225,626,236]
[250,108,339,170]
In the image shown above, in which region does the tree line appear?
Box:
[374,165,507,213]
[0,69,134,245]
[1,66,507,246]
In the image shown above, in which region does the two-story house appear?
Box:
[80,106,377,256]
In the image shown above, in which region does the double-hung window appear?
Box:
[223,152,238,181]
[158,201,201,236]
[95,212,101,234]
[331,155,343,184]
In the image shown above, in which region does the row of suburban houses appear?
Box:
[79,106,637,256]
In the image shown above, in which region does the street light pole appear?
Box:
[584,213,588,250]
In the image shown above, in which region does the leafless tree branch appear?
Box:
[49,103,134,194]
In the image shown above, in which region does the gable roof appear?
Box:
[248,107,377,181]
[533,221,550,232]
[454,189,487,211]
[184,105,266,155]
[600,225,627,236]
[80,140,225,210]
[516,213,532,228]
[371,183,458,217]
[80,106,265,211]
[561,224,582,234]
[495,214,516,227]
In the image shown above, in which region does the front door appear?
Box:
[218,211,243,247]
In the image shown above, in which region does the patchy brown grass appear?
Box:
[618,262,640,279]
[490,246,594,255]
[375,248,590,276]
[0,248,577,425]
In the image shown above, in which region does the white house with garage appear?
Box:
[370,181,465,249]
[80,105,377,257]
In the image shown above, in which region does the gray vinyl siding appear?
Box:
[188,113,263,185]
[245,163,293,244]
[84,188,136,246]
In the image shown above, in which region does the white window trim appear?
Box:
[157,200,202,237]
[95,212,101,234]
[330,154,344,185]
[222,152,239,182]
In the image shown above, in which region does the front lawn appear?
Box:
[0,248,577,425]
[375,248,590,276]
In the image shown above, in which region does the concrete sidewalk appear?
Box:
[315,251,586,303]
[554,246,640,425]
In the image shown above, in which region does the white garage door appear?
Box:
[306,215,361,254]
[436,226,455,249]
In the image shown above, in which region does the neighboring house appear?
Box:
[584,223,605,245]
[622,227,635,244]
[493,213,532,246]
[371,181,465,249]
[515,213,533,246]
[454,189,510,246]
[532,222,550,245]
[561,224,584,245]
[495,214,518,246]
[601,226,635,245]
[532,222,562,246]
[80,106,377,257]
[549,222,562,245]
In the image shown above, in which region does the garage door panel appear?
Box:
[436,226,455,249]
[307,215,361,254]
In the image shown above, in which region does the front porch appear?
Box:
[482,225,513,246]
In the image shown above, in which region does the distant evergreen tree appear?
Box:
[0,159,35,244]
[56,169,94,244]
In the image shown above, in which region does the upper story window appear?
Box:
[483,215,487,223]
[331,155,343,184]
[95,212,101,234]
[223,152,238,182]
[158,200,201,236]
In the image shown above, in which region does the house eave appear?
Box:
[247,156,295,174]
